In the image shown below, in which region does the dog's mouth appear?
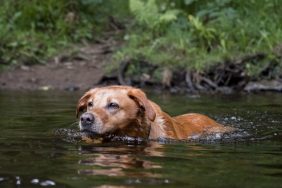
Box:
[80,129,117,142]
[80,129,102,138]
[80,128,112,138]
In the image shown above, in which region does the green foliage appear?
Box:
[115,0,282,77]
[0,0,128,66]
[1,0,281,80]
[129,0,180,32]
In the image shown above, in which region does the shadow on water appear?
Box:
[0,90,281,188]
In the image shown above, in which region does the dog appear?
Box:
[76,85,233,141]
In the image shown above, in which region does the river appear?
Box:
[0,90,281,188]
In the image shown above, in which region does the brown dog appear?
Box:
[76,85,232,141]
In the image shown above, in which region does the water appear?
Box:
[0,91,281,188]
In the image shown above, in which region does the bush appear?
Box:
[114,0,282,77]
[1,0,281,80]
[0,0,128,66]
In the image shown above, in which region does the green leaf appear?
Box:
[160,10,180,23]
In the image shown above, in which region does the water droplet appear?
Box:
[40,180,56,186]
[31,178,39,184]
[215,133,221,139]
[15,176,21,185]
[135,179,141,183]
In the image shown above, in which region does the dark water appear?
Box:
[0,90,281,188]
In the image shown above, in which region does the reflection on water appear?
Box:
[78,143,163,177]
[0,91,281,187]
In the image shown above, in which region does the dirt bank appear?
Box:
[0,38,117,91]
[1,38,281,93]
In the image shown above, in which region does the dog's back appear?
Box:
[77,85,233,141]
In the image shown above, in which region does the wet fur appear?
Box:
[77,85,233,140]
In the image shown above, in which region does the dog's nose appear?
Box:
[80,113,95,127]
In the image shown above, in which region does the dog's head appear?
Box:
[76,86,156,137]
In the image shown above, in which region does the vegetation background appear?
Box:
[0,0,281,91]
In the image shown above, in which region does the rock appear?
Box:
[64,85,80,91]
[28,77,38,83]
[216,86,233,94]
[39,85,52,91]
[244,80,282,92]
[20,65,30,71]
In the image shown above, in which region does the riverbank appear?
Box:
[1,39,281,93]
[1,1,282,93]
[0,38,117,91]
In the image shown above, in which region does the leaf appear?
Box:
[129,0,160,29]
[160,10,180,23]
[129,0,144,15]
[184,0,195,5]
[12,11,22,21]
[146,0,158,15]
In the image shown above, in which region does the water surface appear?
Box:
[0,91,281,188]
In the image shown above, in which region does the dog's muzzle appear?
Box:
[80,112,95,130]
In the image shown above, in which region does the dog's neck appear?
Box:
[109,110,152,140]
[106,109,183,140]
[149,112,182,140]
[122,111,182,140]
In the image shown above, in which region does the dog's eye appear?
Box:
[107,102,119,109]
[88,101,93,107]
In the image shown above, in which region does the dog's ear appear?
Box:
[128,89,156,121]
[76,89,96,118]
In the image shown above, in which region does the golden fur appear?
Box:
[77,85,232,140]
